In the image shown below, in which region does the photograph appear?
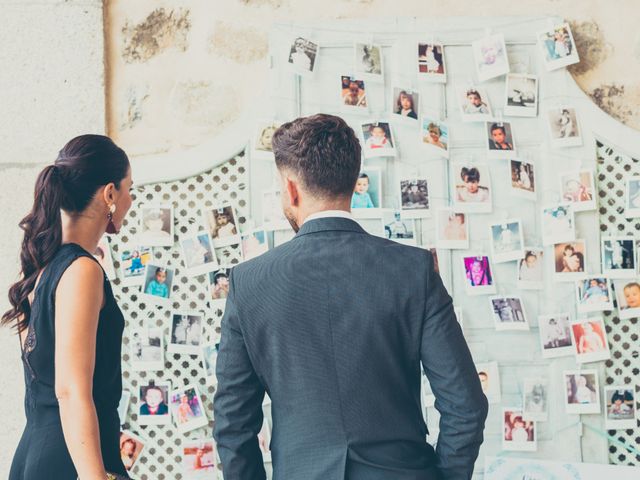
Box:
[142,264,174,307]
[355,217,385,237]
[351,167,382,218]
[392,87,419,121]
[510,160,536,200]
[138,204,174,247]
[354,42,383,79]
[262,190,290,230]
[504,74,538,117]
[503,409,536,452]
[119,246,152,287]
[287,36,318,74]
[169,385,209,433]
[241,230,269,261]
[486,121,516,159]
[458,85,493,121]
[360,121,396,158]
[472,33,510,82]
[340,75,367,109]
[571,317,610,363]
[541,204,575,245]
[201,343,218,385]
[489,220,524,263]
[182,440,218,479]
[613,279,640,320]
[436,208,469,249]
[452,163,492,213]
[538,313,574,359]
[546,107,582,148]
[214,244,241,268]
[522,378,549,422]
[538,23,580,71]
[604,387,637,430]
[462,255,496,295]
[383,210,416,245]
[117,390,131,426]
[417,43,446,82]
[420,118,449,157]
[559,170,596,212]
[208,269,229,305]
[130,327,164,371]
[93,236,116,281]
[399,178,429,219]
[476,361,501,404]
[252,120,281,160]
[180,232,218,277]
[119,431,145,473]
[204,204,241,247]
[258,418,272,462]
[564,370,600,414]
[138,381,171,426]
[625,175,640,217]
[575,277,614,313]
[489,296,529,331]
[169,311,204,354]
[517,248,544,290]
[553,240,587,281]
[601,237,636,277]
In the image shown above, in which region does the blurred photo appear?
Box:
[361,122,396,158]
[605,387,636,429]
[625,175,640,217]
[503,409,536,452]
[340,76,367,108]
[169,385,208,433]
[119,246,152,287]
[142,265,174,306]
[504,74,538,117]
[392,88,419,120]
[486,121,516,158]
[131,327,164,371]
[472,33,509,82]
[553,241,586,281]
[93,236,116,280]
[547,107,581,147]
[538,313,573,358]
[523,378,548,422]
[436,209,469,249]
[169,312,204,354]
[613,279,640,320]
[571,318,610,363]
[180,232,218,277]
[383,210,416,245]
[476,361,501,404]
[489,220,524,263]
[355,43,383,78]
[538,23,580,70]
[490,296,528,331]
[517,248,544,289]
[119,431,145,472]
[601,237,636,277]
[453,164,492,213]
[417,43,446,81]
[462,255,496,295]
[288,36,318,74]
[575,277,614,313]
[241,230,269,261]
[420,118,449,157]
[205,204,240,247]
[560,170,595,211]
[458,86,493,121]
[541,204,575,245]
[399,179,429,218]
[138,381,170,425]
[138,205,174,247]
[182,440,218,479]
[564,370,600,414]
[510,160,535,200]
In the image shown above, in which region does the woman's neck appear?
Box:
[61,210,105,254]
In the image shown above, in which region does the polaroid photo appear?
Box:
[182,439,218,479]
[352,167,383,219]
[213,244,241,269]
[458,85,493,122]
[489,219,524,263]
[522,378,549,422]
[472,33,510,82]
[399,178,430,219]
[391,87,419,122]
[120,430,146,473]
[201,343,218,385]
[119,246,152,287]
[462,255,496,295]
[258,418,272,462]
[169,311,205,355]
[252,120,281,160]
[382,210,416,245]
[354,42,384,81]
[208,269,229,308]
[355,217,385,237]
[564,370,601,414]
[138,381,171,426]
[130,327,164,371]
[504,74,538,117]
[273,229,296,246]
[204,204,241,248]
[541,204,575,245]
[417,43,446,83]
[262,190,290,230]
[241,230,269,261]
[117,390,131,426]
[180,232,218,277]
[613,279,640,320]
[486,121,516,159]
[142,264,174,307]
[575,276,614,313]
[538,23,580,71]
[436,208,469,249]
[546,106,582,148]
[287,36,319,75]
[138,204,174,247]
[602,237,636,277]
[489,296,529,331]
[625,175,640,217]
[503,408,536,452]
[559,170,596,212]
[94,236,116,281]
[476,361,501,404]
[517,248,544,290]
[340,75,368,111]
[169,384,209,433]
[553,240,587,281]
[420,117,449,158]
[604,386,637,430]
[360,121,396,158]
[571,317,610,363]
[538,313,574,358]
[452,163,492,213]
[509,160,536,201]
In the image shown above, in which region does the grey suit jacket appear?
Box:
[213,217,488,480]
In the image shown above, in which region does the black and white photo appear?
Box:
[288,36,318,74]
[130,327,164,371]
[504,74,538,117]
[399,178,429,219]
[138,204,174,247]
[489,220,524,263]
[538,313,573,358]
[546,106,581,148]
[169,311,204,354]
[489,296,529,331]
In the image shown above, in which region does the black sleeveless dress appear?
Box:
[9,243,129,479]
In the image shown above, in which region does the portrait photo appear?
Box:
[489,296,528,331]
[486,121,516,159]
[182,440,218,479]
[541,204,575,245]
[119,246,152,287]
[169,312,204,354]
[462,255,496,295]
[564,370,600,414]
[201,343,218,385]
[489,220,524,263]
[180,232,218,277]
[117,390,131,427]
[504,73,538,117]
[510,160,536,200]
[262,190,289,230]
[142,264,174,306]
[546,106,581,148]
[252,120,281,159]
[559,170,596,212]
[138,381,171,426]
[287,36,318,74]
[625,175,640,217]
[120,431,145,472]
[208,269,229,304]
[340,75,367,109]
[571,318,610,363]
[522,378,548,422]
[360,121,396,158]
[383,210,416,245]
[452,163,492,213]
[351,167,382,217]
[241,230,269,261]
[399,178,429,219]
[575,277,614,313]
[472,33,509,82]
[601,237,636,277]
[458,85,493,122]
[538,313,573,359]
[417,43,446,82]
[138,204,174,247]
[476,361,501,404]
[613,279,640,320]
[93,236,116,281]
[604,387,636,430]
[169,385,208,433]
[503,409,536,452]
[420,118,449,157]
[205,204,240,247]
[354,42,383,79]
[538,23,580,71]
[436,209,469,249]
[553,240,586,281]
[130,327,164,372]
[392,87,419,121]
[517,248,544,290]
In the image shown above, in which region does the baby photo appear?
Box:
[360,122,396,158]
[420,118,449,157]
[436,209,469,250]
[510,160,536,200]
[559,170,596,211]
[417,43,446,82]
[538,313,573,359]
[489,220,524,263]
[458,86,493,121]
[625,175,640,217]
[180,232,218,277]
[553,240,586,281]
[504,74,538,117]
[130,327,164,371]
[208,269,229,303]
[205,204,240,247]
[138,204,174,247]
[462,255,496,295]
[93,236,116,281]
[119,246,152,287]
[546,107,581,148]
[169,385,208,433]
[502,409,536,452]
[541,204,575,245]
[486,121,516,159]
[241,230,269,261]
[576,277,614,313]
[472,33,509,82]
[392,87,419,120]
[340,76,367,109]
[119,431,145,473]
[489,296,528,331]
[476,361,501,404]
[604,387,637,430]
[601,237,636,277]
[288,36,318,74]
[399,178,429,219]
[571,318,610,363]
[613,279,640,320]
[453,164,492,213]
[253,120,281,159]
[182,440,218,479]
[538,23,580,71]
[201,343,218,385]
[383,210,416,245]
[522,378,548,422]
[354,42,383,79]
[262,190,289,230]
[142,264,174,307]
[564,370,600,414]
[117,390,131,426]
[169,311,204,354]
[517,248,544,290]
[138,381,171,426]
[351,167,382,217]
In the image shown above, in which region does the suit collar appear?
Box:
[295,216,366,238]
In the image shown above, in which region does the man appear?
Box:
[213,114,488,480]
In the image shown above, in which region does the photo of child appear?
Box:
[554,241,586,280]
[601,237,636,277]
[361,122,395,158]
[417,43,446,81]
[130,327,164,371]
[505,74,538,117]
[490,296,528,331]
[288,36,318,74]
[462,255,496,295]
[142,265,174,306]
[392,88,419,120]
[475,361,501,404]
[255,122,280,153]
[119,431,145,472]
[120,246,152,286]
[542,205,575,245]
[341,76,367,108]
[420,118,448,156]
[350,167,382,218]
[503,409,536,452]
[182,440,218,479]
[490,220,524,263]
[538,314,573,358]
[538,23,580,71]
[486,122,516,158]
[472,33,509,82]
[576,277,614,313]
[205,205,240,247]
[613,280,640,320]
[459,86,492,121]
[560,170,595,211]
[571,318,610,363]
[209,269,229,301]
[436,209,468,249]
[138,382,170,425]
[564,370,600,414]
[241,230,269,261]
[510,160,535,199]
[169,312,204,354]
[351,173,376,210]
[547,107,581,147]
[169,385,208,433]
[138,205,174,247]
[523,379,548,422]
[399,179,429,218]
[355,43,383,78]
[180,232,218,277]
[518,249,543,289]
[625,176,640,217]
[93,236,116,281]
[605,387,636,429]
[383,210,416,245]
[453,164,492,213]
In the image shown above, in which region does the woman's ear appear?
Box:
[102,182,116,206]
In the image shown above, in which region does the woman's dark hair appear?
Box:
[461,167,480,182]
[3,134,129,332]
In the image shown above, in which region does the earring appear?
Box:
[106,204,118,235]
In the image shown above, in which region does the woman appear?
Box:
[4,135,133,479]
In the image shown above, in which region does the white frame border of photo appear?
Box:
[545,105,583,148]
[137,380,172,426]
[537,22,580,72]
[508,159,537,202]
[141,263,174,308]
[451,162,493,214]
[558,168,597,212]
[390,85,420,125]
[119,429,147,472]
[516,247,544,290]
[240,228,270,261]
[552,239,587,283]
[612,278,640,320]
[353,41,385,83]
[286,35,320,77]
[522,377,549,422]
[541,203,576,246]
[624,175,640,218]
[419,116,450,159]
[119,245,153,288]
[486,120,517,160]
[204,202,242,248]
[339,74,370,115]
[461,254,497,296]
[435,208,469,250]
[472,32,510,83]
[457,84,493,123]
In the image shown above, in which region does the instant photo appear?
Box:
[613,279,640,320]
[472,33,510,82]
[354,42,383,80]
[486,121,516,159]
[458,85,493,122]
[559,170,596,212]
[180,232,218,277]
[504,74,538,117]
[575,277,614,313]
[476,361,501,404]
[138,381,171,426]
[360,121,396,158]
[382,209,416,245]
[604,387,636,430]
[564,370,600,414]
[462,255,496,295]
[502,408,537,452]
[169,385,208,433]
[119,246,152,287]
[204,204,241,247]
[241,230,269,261]
[510,160,536,200]
[538,313,574,359]
[452,163,492,213]
[420,118,449,157]
[142,264,174,307]
[522,378,549,422]
[601,237,636,277]
[287,36,319,75]
[517,248,544,290]
[137,204,174,247]
[489,296,529,331]
[541,204,575,245]
[546,106,581,148]
[399,178,429,219]
[130,327,164,371]
[169,311,204,355]
[553,240,587,282]
[436,208,469,249]
[417,43,446,82]
[340,75,367,111]
[352,167,382,218]
[570,318,610,364]
[538,23,580,71]
[391,87,419,121]
[489,220,524,263]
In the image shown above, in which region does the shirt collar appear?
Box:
[302,209,354,225]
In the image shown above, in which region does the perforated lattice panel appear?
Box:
[595,139,640,466]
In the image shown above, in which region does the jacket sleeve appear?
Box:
[420,253,488,480]
[213,269,267,480]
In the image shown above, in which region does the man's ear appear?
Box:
[286,177,300,207]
